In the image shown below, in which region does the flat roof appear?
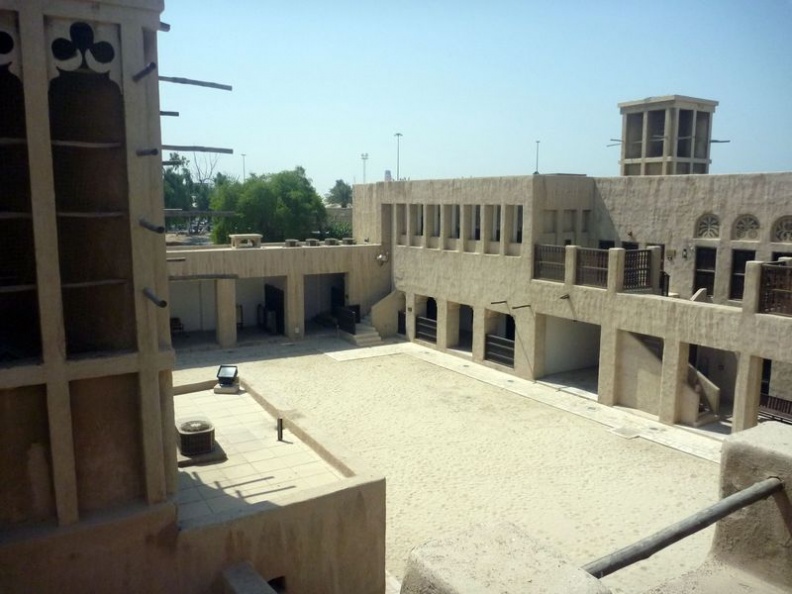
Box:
[618,95,719,110]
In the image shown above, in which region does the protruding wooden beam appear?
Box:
[158,75,232,92]
[162,144,233,155]
[133,62,157,82]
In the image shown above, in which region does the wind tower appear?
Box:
[618,95,718,176]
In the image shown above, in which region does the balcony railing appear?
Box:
[759,263,792,316]
[624,249,651,291]
[534,244,565,281]
[576,248,609,288]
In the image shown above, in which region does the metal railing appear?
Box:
[759,393,792,424]
[576,248,609,288]
[534,244,565,281]
[759,263,792,316]
[484,334,515,367]
[623,249,651,291]
[415,316,437,343]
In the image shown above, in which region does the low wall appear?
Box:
[0,380,386,594]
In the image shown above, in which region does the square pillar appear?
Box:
[499,205,508,255]
[741,261,763,314]
[649,245,662,294]
[438,300,460,350]
[732,353,762,432]
[215,278,237,348]
[564,245,577,287]
[480,206,492,254]
[597,324,619,406]
[472,306,498,362]
[422,205,430,248]
[514,309,544,380]
[285,274,305,341]
[407,294,427,341]
[459,205,469,253]
[441,205,451,250]
[658,339,689,424]
[607,248,625,293]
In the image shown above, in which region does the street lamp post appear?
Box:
[533,140,540,175]
[241,153,247,181]
[394,132,403,181]
[361,153,369,184]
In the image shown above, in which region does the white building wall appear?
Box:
[169,280,216,332]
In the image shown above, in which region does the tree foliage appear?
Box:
[162,152,220,213]
[325,179,353,208]
[210,167,326,244]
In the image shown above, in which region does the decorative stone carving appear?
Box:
[773,216,792,243]
[46,19,121,86]
[0,12,21,78]
[695,213,720,238]
[732,214,760,240]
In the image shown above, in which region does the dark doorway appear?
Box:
[426,297,437,320]
[264,284,285,335]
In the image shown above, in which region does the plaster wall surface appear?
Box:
[543,316,600,376]
[615,331,662,415]
[169,279,217,332]
[168,244,391,316]
[235,277,265,328]
[0,477,385,594]
[593,173,792,300]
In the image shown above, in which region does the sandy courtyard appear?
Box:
[175,336,722,593]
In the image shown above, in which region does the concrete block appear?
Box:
[710,422,792,589]
[221,562,278,594]
[400,522,610,594]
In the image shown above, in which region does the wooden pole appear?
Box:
[162,144,233,155]
[583,477,784,579]
[158,75,232,91]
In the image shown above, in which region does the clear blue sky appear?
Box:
[158,0,792,196]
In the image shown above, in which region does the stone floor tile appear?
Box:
[178,500,212,521]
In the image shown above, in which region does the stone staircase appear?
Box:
[339,315,383,347]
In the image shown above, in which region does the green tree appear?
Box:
[163,153,193,211]
[210,167,326,244]
[325,179,353,208]
[324,219,352,239]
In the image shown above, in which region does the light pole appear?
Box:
[533,140,540,175]
[241,153,247,181]
[394,132,403,181]
[361,152,369,184]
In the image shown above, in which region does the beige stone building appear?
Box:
[0,2,384,592]
[1,0,790,591]
[167,119,792,438]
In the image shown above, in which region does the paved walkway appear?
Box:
[174,387,343,524]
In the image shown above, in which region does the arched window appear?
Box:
[732,214,760,240]
[695,213,720,238]
[773,216,792,242]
